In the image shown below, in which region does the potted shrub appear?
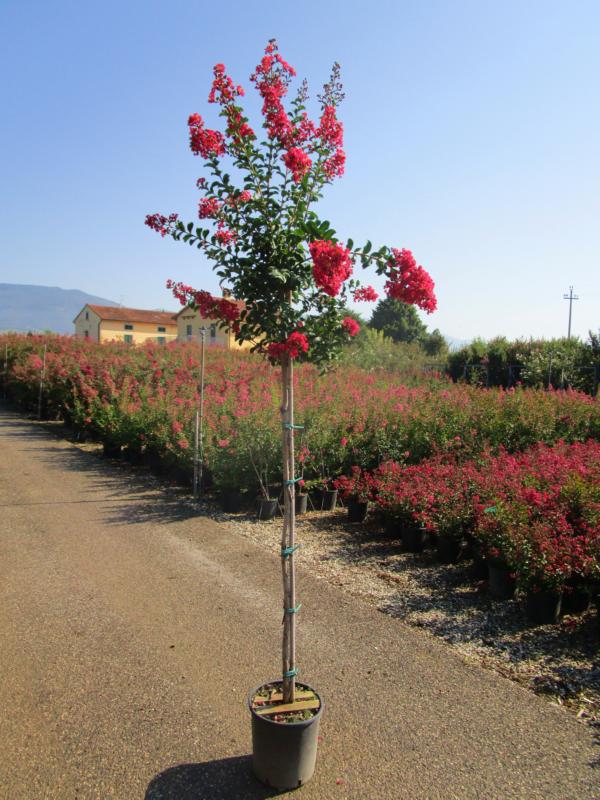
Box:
[146,40,436,789]
[334,466,373,522]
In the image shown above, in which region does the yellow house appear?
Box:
[73,305,178,344]
[176,298,254,350]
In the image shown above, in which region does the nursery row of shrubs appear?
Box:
[334,440,600,625]
[2,335,600,504]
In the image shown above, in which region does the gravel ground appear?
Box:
[55,422,600,732]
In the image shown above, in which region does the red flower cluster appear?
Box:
[250,41,296,144]
[385,249,437,313]
[188,113,226,159]
[352,285,379,302]
[342,316,360,337]
[198,197,221,219]
[215,224,236,246]
[317,105,343,148]
[166,281,241,323]
[227,190,252,206]
[145,213,179,237]
[282,147,312,182]
[208,63,245,105]
[267,331,310,361]
[309,240,353,296]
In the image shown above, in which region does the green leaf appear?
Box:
[187,222,194,233]
[363,240,372,255]
[347,238,354,250]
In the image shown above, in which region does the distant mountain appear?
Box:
[445,335,470,351]
[0,284,118,334]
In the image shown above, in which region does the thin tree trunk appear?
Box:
[280,353,297,703]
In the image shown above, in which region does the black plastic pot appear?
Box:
[295,493,308,515]
[122,446,143,465]
[249,682,323,791]
[469,543,488,580]
[435,534,462,564]
[319,488,338,511]
[488,562,517,601]
[347,499,368,523]
[561,578,591,615]
[257,497,279,521]
[525,589,562,625]
[220,488,244,513]
[402,527,428,553]
[102,442,121,459]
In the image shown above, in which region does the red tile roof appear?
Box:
[86,305,178,325]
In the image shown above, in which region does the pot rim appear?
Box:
[248,680,324,728]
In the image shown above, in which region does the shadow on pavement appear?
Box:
[145,756,280,799]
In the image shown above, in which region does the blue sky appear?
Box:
[1,0,598,341]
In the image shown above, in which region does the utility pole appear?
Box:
[563,286,579,340]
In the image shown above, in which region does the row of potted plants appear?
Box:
[3,335,600,504]
[334,440,600,626]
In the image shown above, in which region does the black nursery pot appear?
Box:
[102,441,121,459]
[436,534,462,564]
[249,682,324,791]
[347,498,368,523]
[488,561,517,601]
[220,488,244,513]
[319,488,338,511]
[402,526,428,553]
[295,493,308,516]
[257,497,279,521]
[561,578,592,615]
[525,589,562,625]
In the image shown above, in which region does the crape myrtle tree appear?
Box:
[146,40,436,704]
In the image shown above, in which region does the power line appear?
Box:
[563,286,579,339]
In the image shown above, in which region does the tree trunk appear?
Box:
[280,354,297,703]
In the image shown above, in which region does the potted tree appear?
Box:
[146,40,436,790]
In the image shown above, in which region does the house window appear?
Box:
[210,323,217,339]
[124,324,134,330]
[186,324,192,337]
[84,330,89,338]
[157,337,166,344]
[124,334,133,344]
[157,326,166,333]
[85,310,89,320]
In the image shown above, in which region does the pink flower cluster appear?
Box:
[317,105,345,179]
[283,147,312,183]
[250,40,296,145]
[342,316,360,337]
[309,240,353,296]
[188,113,226,159]
[145,213,179,237]
[353,286,379,302]
[166,281,242,323]
[385,249,437,313]
[267,331,310,361]
[198,197,221,219]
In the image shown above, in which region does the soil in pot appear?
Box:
[257,497,279,521]
[347,498,368,523]
[220,488,244,513]
[402,526,428,553]
[488,562,517,601]
[525,589,562,626]
[295,493,308,516]
[249,681,323,791]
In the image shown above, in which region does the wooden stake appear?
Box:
[280,352,297,704]
[193,329,206,500]
[37,344,47,420]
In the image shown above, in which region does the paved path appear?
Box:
[0,409,598,800]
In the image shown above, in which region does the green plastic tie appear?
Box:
[286,603,302,615]
[483,506,497,514]
[281,544,300,558]
[284,476,302,486]
[283,422,304,430]
[283,668,299,678]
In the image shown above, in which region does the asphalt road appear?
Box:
[1,409,598,799]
